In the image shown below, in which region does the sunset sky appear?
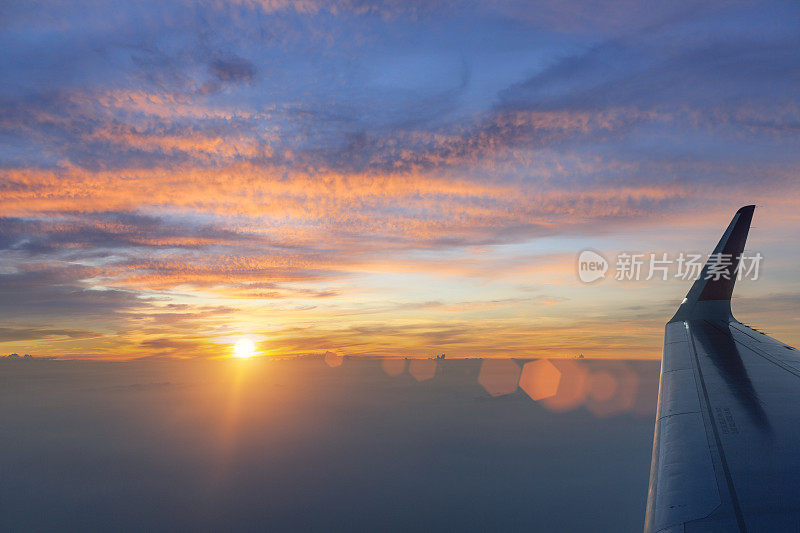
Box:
[2,0,799,359]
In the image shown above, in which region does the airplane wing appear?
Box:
[645,205,800,532]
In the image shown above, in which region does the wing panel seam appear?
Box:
[687,321,748,533]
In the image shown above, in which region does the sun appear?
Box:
[233,338,258,358]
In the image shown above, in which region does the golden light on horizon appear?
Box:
[233,338,258,358]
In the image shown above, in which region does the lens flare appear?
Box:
[233,338,258,358]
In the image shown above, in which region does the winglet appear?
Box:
[669,205,755,322]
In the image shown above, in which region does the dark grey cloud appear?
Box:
[0,263,143,319]
[0,327,97,342]
[0,213,276,256]
[498,26,800,122]
[208,56,256,84]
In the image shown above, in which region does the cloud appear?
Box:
[0,328,98,342]
[0,265,144,318]
[208,57,257,84]
[2,0,800,357]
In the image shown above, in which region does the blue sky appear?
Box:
[1,0,799,358]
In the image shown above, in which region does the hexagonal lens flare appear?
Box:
[519,359,562,401]
[478,358,521,397]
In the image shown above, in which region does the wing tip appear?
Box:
[669,205,756,322]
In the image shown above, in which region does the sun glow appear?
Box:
[233,338,258,358]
